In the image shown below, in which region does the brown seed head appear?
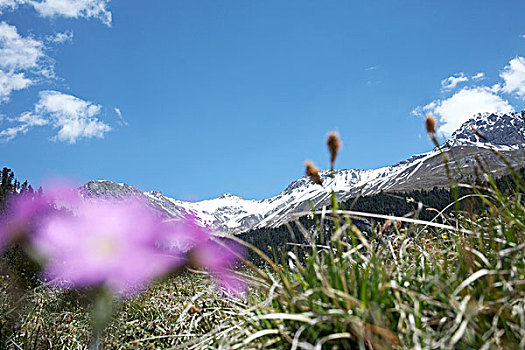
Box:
[188,305,200,315]
[304,160,323,185]
[327,131,341,164]
[383,219,392,231]
[425,114,437,135]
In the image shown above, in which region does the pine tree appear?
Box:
[20,180,28,195]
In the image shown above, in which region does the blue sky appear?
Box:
[1,0,524,200]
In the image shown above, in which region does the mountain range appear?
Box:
[80,111,525,234]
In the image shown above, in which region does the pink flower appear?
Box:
[161,214,246,296]
[191,239,245,296]
[0,196,42,251]
[0,183,75,251]
[32,199,182,294]
[159,213,210,254]
[2,182,245,296]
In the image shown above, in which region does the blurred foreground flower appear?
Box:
[32,199,180,294]
[1,183,245,296]
[0,181,245,348]
[191,239,245,296]
[162,214,246,296]
[0,183,76,252]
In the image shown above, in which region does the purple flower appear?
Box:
[32,198,181,294]
[191,239,246,296]
[2,181,245,297]
[159,213,210,254]
[161,214,246,296]
[0,183,73,252]
[0,196,42,250]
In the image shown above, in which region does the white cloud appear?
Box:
[0,3,117,143]
[440,72,485,91]
[0,70,32,102]
[0,0,111,25]
[472,72,485,80]
[411,101,435,117]
[114,107,127,126]
[18,110,49,126]
[490,83,501,93]
[0,0,17,6]
[35,90,111,143]
[0,9,110,103]
[0,22,52,102]
[28,0,112,26]
[0,22,46,71]
[417,87,513,136]
[0,0,20,13]
[500,56,525,99]
[0,124,28,141]
[414,56,525,137]
[0,90,111,143]
[0,113,46,142]
[46,30,73,44]
[441,73,469,91]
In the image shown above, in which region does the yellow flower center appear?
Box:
[92,237,118,258]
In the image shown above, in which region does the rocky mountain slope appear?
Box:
[81,111,525,233]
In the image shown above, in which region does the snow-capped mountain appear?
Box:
[445,111,525,149]
[81,111,525,233]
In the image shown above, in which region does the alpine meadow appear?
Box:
[1,1,525,349]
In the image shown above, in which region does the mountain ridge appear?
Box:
[81,111,525,233]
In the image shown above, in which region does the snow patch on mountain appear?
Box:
[445,111,525,148]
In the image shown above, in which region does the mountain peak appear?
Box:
[445,111,525,148]
[80,180,143,199]
[218,192,244,200]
